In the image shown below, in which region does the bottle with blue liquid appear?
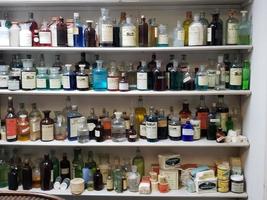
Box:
[62,64,76,90]
[93,60,107,91]
[73,12,84,47]
[182,120,194,141]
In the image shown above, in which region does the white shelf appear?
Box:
[0,138,249,147]
[0,187,248,198]
[0,89,251,96]
[0,46,253,53]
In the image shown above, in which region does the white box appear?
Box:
[159,169,179,190]
[195,177,217,194]
[158,154,181,170]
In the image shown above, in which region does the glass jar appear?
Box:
[0,65,9,89]
[36,67,48,90]
[49,67,61,90]
[77,116,89,143]
[8,73,20,91]
[157,24,168,47]
[54,111,67,140]
[17,115,30,141]
[111,112,126,142]
[21,58,36,90]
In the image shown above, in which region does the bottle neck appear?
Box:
[8,99,14,112]
[183,103,189,111]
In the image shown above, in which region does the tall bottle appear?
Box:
[77,116,89,143]
[153,60,166,91]
[207,103,220,140]
[157,24,169,47]
[40,154,53,191]
[8,165,18,190]
[87,108,98,140]
[22,159,32,190]
[127,114,137,142]
[199,12,209,45]
[50,150,60,182]
[41,110,54,142]
[27,12,38,42]
[57,17,68,47]
[60,153,71,180]
[0,149,9,188]
[134,96,146,136]
[84,20,96,47]
[224,54,231,88]
[72,148,84,178]
[146,106,158,142]
[216,95,229,133]
[239,10,251,45]
[149,18,158,47]
[73,12,84,47]
[49,67,61,90]
[196,96,209,137]
[9,149,22,185]
[53,55,63,71]
[242,60,250,90]
[170,60,183,90]
[0,20,9,46]
[183,11,193,46]
[226,10,239,45]
[67,105,82,141]
[183,66,195,90]
[62,64,76,90]
[99,8,113,47]
[229,56,242,90]
[10,22,20,47]
[173,20,184,47]
[157,109,168,140]
[121,17,137,47]
[93,60,107,91]
[107,62,119,91]
[138,15,148,47]
[137,61,148,90]
[113,19,120,47]
[76,64,89,91]
[5,96,17,142]
[168,115,181,141]
[188,14,204,46]
[54,111,67,140]
[215,55,226,90]
[132,148,144,178]
[207,12,223,45]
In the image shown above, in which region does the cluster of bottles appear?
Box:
[2,95,239,144]
[0,9,251,48]
[1,52,250,92]
[0,148,144,193]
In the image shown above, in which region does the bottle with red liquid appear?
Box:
[5,96,17,142]
[153,60,166,91]
[196,95,209,137]
[27,12,38,44]
[39,21,52,47]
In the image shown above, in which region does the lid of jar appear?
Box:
[50,67,60,73]
[0,65,9,72]
[231,174,244,182]
[70,178,84,185]
[37,67,48,73]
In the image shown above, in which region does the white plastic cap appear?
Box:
[240,10,248,16]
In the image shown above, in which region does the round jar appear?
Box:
[70,178,85,195]
[230,175,244,193]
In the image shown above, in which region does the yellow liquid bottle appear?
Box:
[183,11,193,46]
[134,96,146,136]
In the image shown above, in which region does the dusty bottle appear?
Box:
[138,15,148,47]
[40,154,53,191]
[22,159,32,190]
[84,20,96,47]
[29,103,42,141]
[17,114,30,141]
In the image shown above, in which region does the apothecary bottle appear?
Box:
[39,21,52,46]
[127,114,137,142]
[137,61,148,90]
[229,56,242,90]
[29,103,42,141]
[112,112,126,142]
[77,116,89,143]
[40,154,53,191]
[60,153,71,180]
[0,149,9,188]
[183,11,193,46]
[54,111,67,140]
[121,17,137,47]
[99,8,113,47]
[0,65,9,89]
[182,120,194,141]
[188,14,204,46]
[170,60,183,90]
[21,58,36,90]
[62,64,76,90]
[153,60,166,91]
[72,148,84,178]
[87,108,98,140]
[173,20,184,47]
[168,115,181,140]
[207,12,223,45]
[127,165,140,192]
[207,103,220,140]
[66,18,73,47]
[8,165,18,190]
[17,114,30,141]
[22,159,32,190]
[95,119,105,142]
[36,67,48,90]
[196,65,208,90]
[76,64,89,91]
[239,10,251,45]
[146,106,158,142]
[196,96,209,137]
[67,105,82,141]
[127,63,137,90]
[157,109,168,140]
[0,20,10,46]
[182,66,195,90]
[199,12,209,45]
[27,12,38,41]
[49,67,61,90]
[149,18,158,47]
[41,110,54,142]
[226,10,239,45]
[84,20,96,47]
[5,96,17,142]
[19,23,32,47]
[242,60,250,90]
[138,15,148,47]
[179,100,192,125]
[94,168,104,191]
[119,72,129,92]
[57,17,68,47]
[93,60,107,91]
[73,12,84,47]
[112,19,120,47]
[10,22,20,47]
[132,148,144,177]
[157,24,168,47]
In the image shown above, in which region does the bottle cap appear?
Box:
[96,60,103,68]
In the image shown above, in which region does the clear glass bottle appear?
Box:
[207,12,223,45]
[36,67,48,90]
[242,60,250,90]
[238,10,251,45]
[99,8,113,47]
[0,20,10,46]
[157,24,168,47]
[127,165,140,192]
[0,65,9,89]
[132,148,144,177]
[19,23,32,47]
[76,64,89,91]
[229,56,242,90]
[57,16,68,47]
[21,58,36,90]
[121,17,137,47]
[112,112,126,142]
[73,12,84,47]
[84,20,96,47]
[199,12,209,45]
[39,21,52,47]
[196,65,208,90]
[226,10,239,45]
[29,103,41,141]
[77,116,89,143]
[98,154,110,184]
[183,11,193,46]
[17,102,28,117]
[107,62,119,91]
[49,67,61,90]
[66,18,74,47]
[215,55,226,90]
[149,18,158,47]
[67,105,82,141]
[137,61,148,90]
[62,64,76,90]
[93,60,107,91]
[127,114,137,142]
[173,20,184,47]
[17,114,30,141]
[138,15,148,47]
[72,148,84,178]
[188,14,204,46]
[62,96,72,125]
[168,115,181,140]
[10,22,20,47]
[50,17,59,47]
[41,110,54,142]
[127,63,137,90]
[119,72,129,92]
[134,96,146,136]
[87,108,98,140]
[146,106,158,142]
[54,111,67,140]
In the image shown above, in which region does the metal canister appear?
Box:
[217,164,230,180]
[218,179,229,193]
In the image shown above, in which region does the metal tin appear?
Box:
[217,164,230,180]
[218,179,229,193]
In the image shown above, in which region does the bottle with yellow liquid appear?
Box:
[134,96,146,136]
[183,11,193,46]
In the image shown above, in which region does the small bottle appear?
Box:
[53,176,62,190]
[99,8,113,47]
[0,20,10,46]
[36,67,48,90]
[216,95,229,133]
[107,62,119,91]
[9,22,20,47]
[138,15,148,47]
[189,14,204,46]
[40,154,53,190]
[128,165,140,192]
[239,10,251,45]
[33,30,40,46]
[157,109,168,140]
[127,114,137,142]
[207,12,223,45]
[95,119,105,142]
[112,112,126,142]
[121,17,137,47]
[147,54,156,89]
[215,55,226,90]
[87,108,98,140]
[41,110,54,142]
[127,63,137,90]
[22,159,32,190]
[182,66,195,90]
[196,96,209,137]
[107,175,114,191]
[50,17,58,47]
[29,103,42,141]
[0,65,9,89]
[139,117,146,139]
[137,61,148,90]
[77,116,89,143]
[17,114,30,141]
[67,105,82,141]
[49,67,61,90]
[149,18,158,47]
[103,112,112,139]
[229,56,242,90]
[196,65,208,90]
[168,115,181,140]
[226,114,234,133]
[94,168,104,191]
[19,23,32,47]
[173,20,184,47]
[179,100,192,125]
[62,64,76,90]
[57,17,68,47]
[182,120,194,141]
[183,11,193,46]
[207,60,216,89]
[93,60,107,91]
[226,10,239,45]
[76,64,89,91]
[132,148,144,177]
[32,163,41,188]
[119,72,129,92]
[146,106,158,142]
[21,58,36,90]
[153,60,166,91]
[73,12,84,47]
[242,60,250,90]
[54,111,67,140]
[39,21,52,46]
[5,96,17,142]
[199,12,209,45]
[60,153,71,180]
[8,165,18,190]
[84,20,96,47]
[157,24,168,47]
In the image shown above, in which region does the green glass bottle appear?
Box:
[50,150,59,182]
[226,115,234,134]
[72,148,84,178]
[132,148,144,177]
[242,60,250,90]
[86,151,97,175]
[0,149,9,188]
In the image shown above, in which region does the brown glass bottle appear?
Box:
[5,96,17,142]
[41,110,54,142]
[40,154,53,191]
[95,119,105,142]
[147,54,156,90]
[57,17,68,47]
[138,15,148,47]
[179,101,192,125]
[196,96,209,137]
[22,159,32,190]
[102,112,111,139]
[153,60,166,91]
[84,20,96,47]
[127,114,137,142]
[60,153,71,180]
[94,168,104,191]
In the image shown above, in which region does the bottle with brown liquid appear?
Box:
[5,96,17,142]
[57,16,68,47]
[40,154,53,191]
[41,110,54,142]
[138,15,148,47]
[196,96,209,137]
[179,100,192,125]
[22,158,32,190]
[127,114,137,142]
[84,20,96,47]
[17,114,30,141]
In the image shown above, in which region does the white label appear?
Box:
[231,182,244,193]
[0,75,8,87]
[39,32,51,44]
[107,77,119,90]
[183,76,191,83]
[191,120,201,140]
[19,31,32,47]
[158,34,168,45]
[62,75,70,89]
[21,71,36,89]
[95,130,100,137]
[87,123,96,131]
[70,117,81,138]
[137,72,147,90]
[129,134,137,139]
[51,170,54,182]
[230,68,242,86]
[67,27,74,47]
[10,28,20,47]
[227,23,238,44]
[146,121,157,139]
[208,75,216,88]
[140,124,146,137]
[182,128,194,136]
[198,76,208,86]
[49,78,61,89]
[125,120,130,130]
[210,118,220,123]
[0,30,10,46]
[101,24,113,42]
[30,119,41,132]
[122,26,136,47]
[73,27,79,35]
[61,168,69,175]
[76,76,89,89]
[189,26,203,46]
[168,125,181,137]
[119,82,129,91]
[37,78,47,88]
[51,24,58,47]
[207,28,212,42]
[41,124,54,141]
[177,30,184,41]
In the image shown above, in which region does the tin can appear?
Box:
[217,164,230,180]
[218,179,229,193]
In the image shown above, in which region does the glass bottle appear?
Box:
[173,20,184,47]
[57,17,68,47]
[50,150,59,182]
[19,23,32,47]
[149,18,158,47]
[36,67,48,90]
[207,60,216,89]
[39,21,52,47]
[32,161,41,188]
[207,12,223,45]
[196,96,209,137]
[132,148,144,177]
[168,115,181,141]
[40,154,53,191]
[112,112,126,142]
[54,111,67,140]
[10,22,20,47]
[179,54,189,74]
[60,153,71,180]
[67,105,82,141]
[127,165,140,192]
[27,12,38,42]
[216,95,229,133]
[127,113,137,142]
[76,64,89,91]
[188,14,204,46]
[77,116,89,143]
[103,112,112,139]
[190,115,201,140]
[119,72,129,91]
[72,148,84,178]
[17,114,30,141]
[207,103,220,140]
[87,108,98,140]
[22,159,32,190]
[95,118,105,142]
[121,17,137,47]
[8,165,18,190]
[170,60,183,90]
[73,12,84,47]
[157,109,168,140]
[21,58,36,90]
[53,55,63,71]
[136,60,148,90]
[62,64,76,90]
[84,20,96,47]
[153,60,166,91]
[93,60,107,91]
[226,10,239,45]
[138,15,148,47]
[0,149,9,188]
[29,103,41,141]
[99,8,113,47]
[199,12,209,45]
[86,151,97,175]
[196,65,208,90]
[75,52,90,72]
[215,55,226,90]
[112,19,120,47]
[146,106,158,142]
[127,63,137,90]
[66,18,74,47]
[107,62,119,91]
[5,96,17,142]
[62,96,72,123]
[41,110,54,142]
[0,20,9,46]
[17,102,28,117]
[94,168,104,191]
[157,24,168,47]
[183,11,193,46]
[147,54,156,89]
[242,60,250,90]
[229,56,242,90]
[182,66,195,90]
[9,149,22,185]
[182,120,194,141]
[179,100,192,125]
[226,114,234,133]
[239,10,251,45]
[49,67,61,90]
[224,54,231,89]
[0,65,9,89]
[134,96,146,135]
[123,112,130,132]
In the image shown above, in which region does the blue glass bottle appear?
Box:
[73,12,84,47]
[93,60,107,91]
[182,120,194,141]
[67,105,82,141]
[62,64,76,90]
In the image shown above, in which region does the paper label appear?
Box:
[198,76,208,86]
[95,130,100,137]
[146,121,157,139]
[61,168,69,175]
[230,68,242,86]
[49,78,61,89]
[62,76,70,89]
[6,118,17,139]
[119,82,129,91]
[197,112,208,129]
[177,30,184,41]
[227,23,238,44]
[168,125,181,137]
[137,72,147,90]
[70,117,81,138]
[189,26,203,45]
[41,124,54,141]
[37,78,47,88]
[76,76,89,89]
[87,123,96,131]
[0,75,8,87]
[21,71,36,89]
[39,32,51,44]
[107,77,119,90]
[122,26,136,46]
[140,124,146,137]
[30,119,41,132]
[182,128,194,136]
[102,24,113,42]
[207,27,212,42]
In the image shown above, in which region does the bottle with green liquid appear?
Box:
[242,60,250,90]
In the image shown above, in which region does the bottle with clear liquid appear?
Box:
[183,11,193,46]
[93,60,107,91]
[215,55,226,90]
[29,103,41,141]
[73,12,84,47]
[173,20,184,47]
[229,55,242,90]
[112,112,126,142]
[99,8,113,47]
[239,10,251,45]
[77,116,89,143]
[226,10,239,45]
[126,63,137,90]
[189,14,204,46]
[138,15,148,47]
[121,17,137,47]
[199,12,209,45]
[242,60,250,90]
[157,24,168,47]
[127,165,140,192]
[196,65,208,90]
